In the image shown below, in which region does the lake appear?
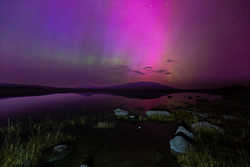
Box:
[0,92,221,125]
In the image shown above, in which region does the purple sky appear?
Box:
[0,0,250,89]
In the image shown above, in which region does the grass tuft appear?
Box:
[0,117,76,167]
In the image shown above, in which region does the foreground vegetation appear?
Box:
[1,91,249,166]
[149,95,250,166]
[0,111,116,167]
[0,117,77,167]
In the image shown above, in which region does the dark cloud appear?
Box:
[155,70,167,73]
[179,71,185,74]
[142,66,153,70]
[166,59,174,63]
[110,65,170,76]
[132,71,146,75]
[164,72,171,75]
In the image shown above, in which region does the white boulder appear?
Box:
[114,109,129,116]
[169,136,193,155]
[174,126,194,139]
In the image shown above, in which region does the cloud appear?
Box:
[155,70,167,73]
[164,72,171,75]
[109,65,171,76]
[132,70,146,75]
[142,66,153,70]
[179,71,185,74]
[166,59,174,63]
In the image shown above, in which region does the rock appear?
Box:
[193,112,209,118]
[174,126,194,139]
[168,95,172,98]
[40,142,75,163]
[188,96,193,100]
[191,121,224,132]
[221,115,246,121]
[80,165,88,167]
[169,135,193,156]
[185,110,194,114]
[114,108,129,116]
[35,142,75,167]
[198,112,208,118]
[146,111,171,117]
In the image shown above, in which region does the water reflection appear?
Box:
[0,92,221,124]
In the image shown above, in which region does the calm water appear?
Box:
[0,92,221,125]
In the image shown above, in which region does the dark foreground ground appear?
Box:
[51,121,179,167]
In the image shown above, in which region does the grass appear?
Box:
[177,127,250,167]
[0,117,76,167]
[146,114,175,122]
[93,121,115,129]
[149,95,250,167]
[0,110,115,167]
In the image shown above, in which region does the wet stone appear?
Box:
[36,142,75,166]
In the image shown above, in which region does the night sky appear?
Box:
[0,0,250,89]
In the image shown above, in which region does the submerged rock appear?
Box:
[146,111,171,116]
[114,108,129,116]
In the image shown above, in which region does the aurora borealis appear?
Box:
[0,0,250,89]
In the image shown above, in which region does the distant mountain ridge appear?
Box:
[76,84,117,89]
[78,81,176,91]
[110,81,176,90]
[0,81,11,85]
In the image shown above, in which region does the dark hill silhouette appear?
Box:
[76,84,117,89]
[109,81,177,91]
